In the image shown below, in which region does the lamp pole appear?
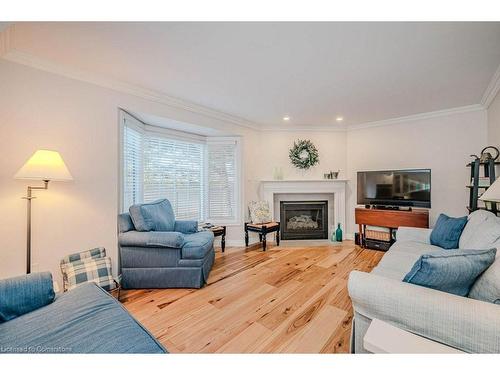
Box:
[23,180,49,274]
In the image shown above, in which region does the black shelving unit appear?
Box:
[467,159,499,213]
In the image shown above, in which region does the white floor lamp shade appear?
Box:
[14,149,73,273]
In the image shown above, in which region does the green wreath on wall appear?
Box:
[289,139,319,170]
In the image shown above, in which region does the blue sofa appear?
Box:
[0,272,166,353]
[118,199,215,289]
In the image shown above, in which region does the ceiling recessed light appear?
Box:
[283,116,290,121]
[336,116,344,122]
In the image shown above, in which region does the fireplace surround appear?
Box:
[260,179,347,240]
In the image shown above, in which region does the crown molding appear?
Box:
[481,62,500,109]
[260,104,485,133]
[1,48,261,131]
[348,104,485,131]
[260,124,347,132]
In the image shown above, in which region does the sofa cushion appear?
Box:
[403,248,496,296]
[129,199,175,232]
[174,220,198,234]
[459,210,500,250]
[119,231,185,248]
[469,256,500,304]
[60,247,106,265]
[182,231,215,259]
[371,241,442,280]
[430,213,467,249]
[118,213,135,233]
[0,272,55,322]
[0,283,166,353]
[248,200,272,224]
[60,256,116,292]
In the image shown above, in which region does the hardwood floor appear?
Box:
[121,241,383,353]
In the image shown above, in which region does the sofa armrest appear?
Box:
[174,220,198,234]
[119,231,185,249]
[0,272,55,322]
[348,270,500,353]
[396,227,432,243]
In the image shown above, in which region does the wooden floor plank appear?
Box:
[121,241,384,353]
[216,322,272,353]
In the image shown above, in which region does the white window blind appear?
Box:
[143,135,205,221]
[122,121,143,210]
[206,140,238,222]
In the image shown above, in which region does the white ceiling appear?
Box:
[7,22,500,128]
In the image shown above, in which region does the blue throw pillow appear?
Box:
[403,248,496,296]
[129,199,176,232]
[0,272,55,322]
[430,213,468,249]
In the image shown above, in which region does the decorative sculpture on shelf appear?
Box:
[289,139,319,170]
[470,146,500,163]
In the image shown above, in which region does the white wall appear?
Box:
[0,57,490,284]
[0,59,260,283]
[255,130,347,181]
[346,110,488,235]
[488,91,500,147]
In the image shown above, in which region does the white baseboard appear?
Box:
[217,236,355,248]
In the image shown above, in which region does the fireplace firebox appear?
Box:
[280,201,328,240]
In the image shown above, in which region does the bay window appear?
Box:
[120,112,241,224]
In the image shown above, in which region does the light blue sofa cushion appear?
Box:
[182,231,215,259]
[174,220,199,234]
[0,282,166,353]
[0,272,55,322]
[430,213,468,249]
[403,248,497,296]
[118,213,135,233]
[119,231,185,248]
[469,257,500,304]
[129,199,175,232]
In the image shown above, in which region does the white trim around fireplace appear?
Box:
[259,179,348,240]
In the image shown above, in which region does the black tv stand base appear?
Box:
[368,205,412,211]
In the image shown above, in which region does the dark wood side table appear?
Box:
[244,222,280,251]
[209,225,226,252]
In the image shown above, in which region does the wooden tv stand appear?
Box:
[355,207,429,249]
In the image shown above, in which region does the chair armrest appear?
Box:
[396,227,432,243]
[174,220,198,234]
[118,231,185,248]
[348,270,500,353]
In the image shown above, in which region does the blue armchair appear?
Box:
[118,199,215,289]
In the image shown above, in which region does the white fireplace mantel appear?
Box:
[259,179,348,236]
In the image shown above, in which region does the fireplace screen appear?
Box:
[280,201,328,240]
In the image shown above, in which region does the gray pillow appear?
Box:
[403,248,496,296]
[468,257,500,304]
[129,199,176,232]
[459,210,500,250]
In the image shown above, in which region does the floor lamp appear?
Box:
[14,150,73,274]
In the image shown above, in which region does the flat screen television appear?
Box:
[357,169,431,208]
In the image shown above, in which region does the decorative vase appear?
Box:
[331,226,336,242]
[335,223,343,242]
